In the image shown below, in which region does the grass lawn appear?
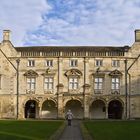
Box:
[83,120,140,140]
[0,120,63,140]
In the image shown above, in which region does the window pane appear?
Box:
[44,77,53,90]
[69,77,78,89]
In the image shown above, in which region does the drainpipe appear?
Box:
[128,73,131,119]
[124,59,128,119]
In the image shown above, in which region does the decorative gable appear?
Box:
[65,69,82,77]
[24,70,38,77]
[109,69,122,76]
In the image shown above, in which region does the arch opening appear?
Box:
[65,99,83,119]
[24,100,38,118]
[89,100,106,119]
[41,100,57,119]
[108,100,123,119]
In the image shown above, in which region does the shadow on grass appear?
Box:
[0,131,41,140]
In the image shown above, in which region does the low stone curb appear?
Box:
[48,121,66,140]
[80,121,93,140]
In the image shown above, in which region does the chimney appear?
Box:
[3,30,11,41]
[135,29,140,42]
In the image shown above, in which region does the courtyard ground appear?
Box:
[0,120,63,140]
[83,120,140,140]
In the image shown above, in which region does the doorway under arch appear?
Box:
[41,100,57,119]
[108,100,123,119]
[65,99,83,119]
[25,100,38,119]
[90,100,106,119]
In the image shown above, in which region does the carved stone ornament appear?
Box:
[109,69,122,76]
[42,68,55,76]
[57,83,64,87]
[65,69,82,77]
[24,70,38,77]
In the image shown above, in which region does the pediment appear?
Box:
[109,69,122,76]
[65,69,82,77]
[24,70,38,77]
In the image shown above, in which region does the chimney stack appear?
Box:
[3,30,11,41]
[135,29,140,42]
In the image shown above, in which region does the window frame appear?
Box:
[44,77,54,91]
[27,77,36,91]
[111,77,120,90]
[112,60,120,67]
[94,77,103,90]
[95,59,103,67]
[46,60,53,67]
[27,60,35,67]
[70,59,78,67]
[69,77,79,90]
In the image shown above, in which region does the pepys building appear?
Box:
[0,30,140,119]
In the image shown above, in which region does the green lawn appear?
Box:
[0,120,63,140]
[83,120,140,140]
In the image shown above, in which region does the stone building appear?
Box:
[0,30,140,119]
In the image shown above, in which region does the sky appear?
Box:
[0,0,140,47]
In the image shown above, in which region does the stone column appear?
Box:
[105,104,108,119]
[38,103,42,119]
[57,94,64,119]
[84,95,89,119]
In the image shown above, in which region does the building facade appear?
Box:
[0,30,140,119]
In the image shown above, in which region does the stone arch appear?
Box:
[23,98,39,107]
[40,98,57,108]
[41,99,57,119]
[65,99,84,119]
[107,97,124,106]
[108,99,123,119]
[89,97,107,107]
[89,99,106,119]
[64,97,83,107]
[24,99,39,119]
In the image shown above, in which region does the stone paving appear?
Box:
[58,120,83,140]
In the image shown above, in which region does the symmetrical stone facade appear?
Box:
[0,30,140,119]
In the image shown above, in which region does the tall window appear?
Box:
[27,60,35,67]
[44,77,53,90]
[112,60,120,67]
[95,60,103,67]
[112,77,120,89]
[27,77,36,90]
[46,60,53,67]
[69,77,78,89]
[94,77,103,89]
[70,60,78,67]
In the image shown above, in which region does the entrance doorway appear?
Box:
[25,100,37,118]
[108,100,123,119]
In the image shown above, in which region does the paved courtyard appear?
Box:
[59,120,83,140]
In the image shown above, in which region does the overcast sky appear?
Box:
[0,0,140,47]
